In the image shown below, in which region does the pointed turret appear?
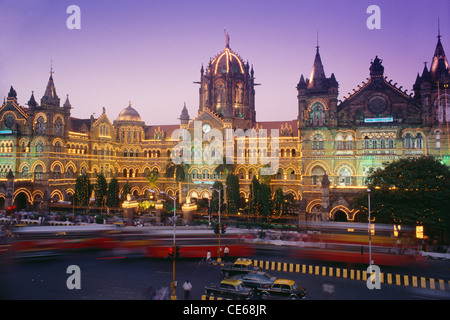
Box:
[180,102,190,124]
[63,94,71,109]
[27,91,37,108]
[430,32,450,81]
[307,46,327,89]
[8,86,17,99]
[41,67,60,107]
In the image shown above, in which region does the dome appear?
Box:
[117,104,141,122]
[208,46,245,75]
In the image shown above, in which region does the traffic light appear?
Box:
[168,247,174,259]
[175,246,181,259]
[213,223,227,234]
[6,205,16,214]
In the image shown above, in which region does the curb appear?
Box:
[250,259,450,292]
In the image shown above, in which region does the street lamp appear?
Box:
[162,188,185,301]
[367,188,372,267]
[210,185,227,263]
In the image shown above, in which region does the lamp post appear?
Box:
[166,192,180,300]
[210,185,227,263]
[367,188,372,267]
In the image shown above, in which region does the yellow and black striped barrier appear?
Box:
[250,259,450,292]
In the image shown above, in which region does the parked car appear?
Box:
[259,279,306,300]
[231,271,277,289]
[221,258,261,278]
[205,279,254,300]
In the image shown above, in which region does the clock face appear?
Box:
[202,123,211,133]
[4,114,15,129]
[368,96,388,115]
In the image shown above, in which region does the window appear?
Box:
[35,164,44,181]
[312,134,324,150]
[22,166,29,179]
[36,141,44,153]
[54,117,63,135]
[436,131,441,149]
[415,133,423,149]
[311,166,326,185]
[404,133,413,149]
[35,116,46,135]
[338,167,351,186]
[309,102,326,126]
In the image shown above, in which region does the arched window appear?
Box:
[436,131,441,149]
[404,133,413,149]
[312,134,324,150]
[35,164,44,181]
[336,135,344,150]
[35,116,46,135]
[338,167,351,186]
[309,102,326,126]
[36,141,44,153]
[346,135,354,150]
[54,117,63,135]
[192,169,199,180]
[53,165,61,180]
[364,136,370,149]
[22,166,29,179]
[415,133,424,149]
[311,166,326,185]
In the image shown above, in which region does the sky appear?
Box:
[0,0,449,125]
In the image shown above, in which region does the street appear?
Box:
[1,248,449,301]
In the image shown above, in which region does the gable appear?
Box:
[337,77,421,126]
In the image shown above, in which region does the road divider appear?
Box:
[249,259,449,292]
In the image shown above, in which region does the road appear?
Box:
[1,248,449,301]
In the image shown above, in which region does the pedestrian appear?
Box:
[224,245,229,261]
[206,250,211,261]
[183,280,192,300]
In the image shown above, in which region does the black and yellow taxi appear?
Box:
[205,279,254,300]
[221,258,261,278]
[259,279,306,300]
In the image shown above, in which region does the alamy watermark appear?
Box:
[366,265,381,290]
[170,121,280,175]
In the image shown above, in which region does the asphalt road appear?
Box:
[1,249,449,301]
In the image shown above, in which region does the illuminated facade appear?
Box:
[0,33,449,222]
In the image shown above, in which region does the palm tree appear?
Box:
[165,162,189,203]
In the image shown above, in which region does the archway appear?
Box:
[333,210,348,222]
[14,192,29,211]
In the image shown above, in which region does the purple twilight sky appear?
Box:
[0,0,449,125]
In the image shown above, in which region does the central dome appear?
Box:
[117,104,141,122]
[208,46,245,75]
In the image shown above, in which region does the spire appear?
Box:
[430,25,449,80]
[41,64,60,107]
[180,102,190,124]
[7,86,17,99]
[63,94,71,108]
[28,91,37,107]
[307,44,326,89]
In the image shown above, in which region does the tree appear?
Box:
[258,182,272,218]
[94,172,108,207]
[121,181,131,202]
[226,173,240,214]
[106,177,120,208]
[74,173,91,207]
[146,169,159,189]
[354,156,450,240]
[273,187,285,218]
[249,176,260,216]
[211,181,224,213]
